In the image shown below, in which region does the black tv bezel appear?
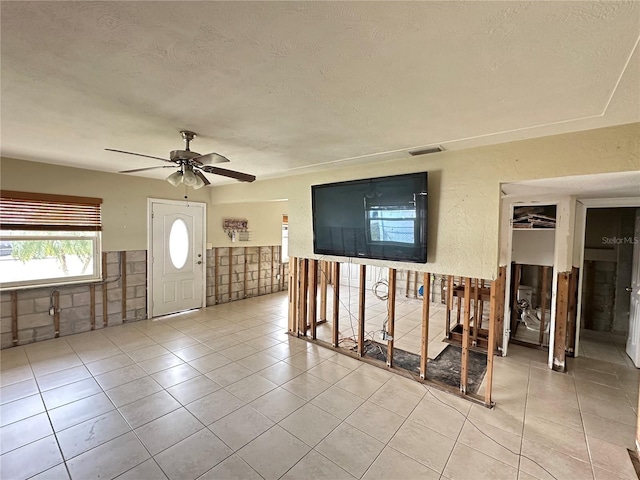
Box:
[311,172,428,263]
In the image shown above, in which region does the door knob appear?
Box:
[626,287,633,292]
[197,261,202,265]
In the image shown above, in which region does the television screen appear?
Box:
[311,172,428,263]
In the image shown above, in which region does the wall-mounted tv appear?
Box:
[311,172,428,263]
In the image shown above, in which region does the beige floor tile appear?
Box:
[0,393,45,427]
[219,343,259,361]
[316,423,385,478]
[206,362,254,387]
[587,435,637,480]
[198,454,262,480]
[519,438,593,480]
[116,459,168,480]
[282,372,332,400]
[118,390,180,429]
[283,351,324,371]
[210,405,274,450]
[0,412,53,455]
[0,364,34,388]
[66,431,149,480]
[523,414,589,462]
[525,395,583,432]
[134,407,204,455]
[409,396,466,440]
[257,361,304,385]
[30,463,71,480]
[444,443,518,480]
[0,378,39,405]
[94,364,147,390]
[189,352,233,374]
[173,343,213,362]
[137,352,184,375]
[237,425,310,479]
[579,392,637,426]
[85,353,134,376]
[362,446,440,480]
[282,450,356,480]
[126,344,169,362]
[280,403,342,447]
[161,336,199,351]
[388,420,455,472]
[105,376,163,407]
[186,389,246,425]
[0,435,63,480]
[307,361,353,384]
[56,410,131,460]
[345,401,405,443]
[31,354,83,378]
[225,373,278,402]
[35,365,91,391]
[458,418,521,468]
[41,377,102,410]
[48,392,115,431]
[368,383,422,417]
[582,412,635,449]
[166,375,221,405]
[250,387,306,422]
[335,371,385,399]
[311,385,364,420]
[151,363,200,388]
[468,403,525,437]
[237,351,280,372]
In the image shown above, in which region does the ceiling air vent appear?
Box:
[408,146,444,156]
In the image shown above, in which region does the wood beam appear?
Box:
[243,247,248,299]
[11,291,18,346]
[121,251,127,322]
[567,266,579,355]
[553,271,570,372]
[420,272,430,379]
[485,276,498,405]
[270,246,274,294]
[288,256,297,334]
[309,260,318,339]
[387,268,397,367]
[53,291,60,338]
[298,259,309,336]
[472,278,480,347]
[90,284,96,331]
[320,261,328,322]
[357,264,366,357]
[332,262,340,347]
[413,271,418,298]
[214,248,219,304]
[228,247,233,302]
[539,266,549,345]
[405,271,410,298]
[102,252,108,327]
[446,275,454,338]
[257,247,261,296]
[460,278,472,393]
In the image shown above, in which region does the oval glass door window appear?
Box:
[169,218,189,269]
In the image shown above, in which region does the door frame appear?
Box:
[147,197,207,319]
[499,195,563,365]
[572,196,640,358]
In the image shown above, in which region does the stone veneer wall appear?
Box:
[1,245,287,349]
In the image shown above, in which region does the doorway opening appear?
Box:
[578,207,637,367]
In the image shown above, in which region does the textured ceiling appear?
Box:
[1,1,639,184]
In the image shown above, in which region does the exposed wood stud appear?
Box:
[387,268,397,367]
[460,277,472,393]
[298,259,309,336]
[539,266,549,345]
[309,260,318,339]
[228,247,233,302]
[53,291,60,338]
[446,275,454,338]
[90,284,96,330]
[413,271,418,298]
[456,277,462,326]
[270,246,274,294]
[496,266,506,352]
[553,271,570,372]
[567,266,579,354]
[420,272,430,379]
[478,279,485,329]
[332,262,340,347]
[511,264,522,330]
[472,278,480,347]
[11,291,18,345]
[257,247,261,296]
[405,270,410,297]
[357,264,366,357]
[243,247,248,299]
[121,251,127,322]
[288,257,297,334]
[214,248,219,304]
[320,261,328,321]
[102,252,108,327]
[485,276,498,405]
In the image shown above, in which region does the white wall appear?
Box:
[211,123,639,279]
[512,230,556,266]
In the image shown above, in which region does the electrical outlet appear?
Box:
[276,274,281,280]
[49,307,55,316]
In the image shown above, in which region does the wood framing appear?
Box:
[214,248,220,304]
[228,247,233,301]
[243,247,248,298]
[553,271,571,371]
[460,278,472,393]
[90,284,96,330]
[121,251,127,321]
[485,276,498,405]
[472,277,480,347]
[298,258,309,336]
[446,275,454,338]
[11,291,18,345]
[566,266,580,354]
[332,262,340,347]
[413,271,418,298]
[270,247,274,294]
[387,268,397,367]
[53,291,60,338]
[357,264,366,357]
[420,272,430,379]
[320,261,328,321]
[102,252,108,327]
[257,247,261,295]
[539,266,549,345]
[309,259,318,339]
[405,271,410,298]
[288,256,297,334]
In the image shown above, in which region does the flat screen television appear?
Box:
[311,172,428,263]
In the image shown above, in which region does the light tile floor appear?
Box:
[1,291,638,480]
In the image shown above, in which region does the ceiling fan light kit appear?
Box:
[109,130,256,187]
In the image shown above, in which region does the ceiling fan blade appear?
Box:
[191,152,231,165]
[119,165,176,173]
[106,149,174,163]
[194,170,211,186]
[200,165,256,183]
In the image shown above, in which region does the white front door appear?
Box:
[149,200,206,317]
[626,209,640,367]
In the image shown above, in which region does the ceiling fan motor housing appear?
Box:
[170,150,200,162]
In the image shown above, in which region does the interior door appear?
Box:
[150,200,205,317]
[626,209,640,367]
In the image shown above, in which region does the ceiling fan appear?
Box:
[107,130,255,189]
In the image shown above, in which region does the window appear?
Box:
[0,191,102,290]
[281,214,288,263]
